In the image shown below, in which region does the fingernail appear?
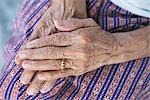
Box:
[20,76,30,84]
[40,86,50,93]
[38,74,45,81]
[19,53,27,59]
[22,63,30,69]
[54,20,63,26]
[38,74,44,80]
[27,88,38,95]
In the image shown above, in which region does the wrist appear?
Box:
[93,31,116,68]
[53,0,87,19]
[106,28,150,64]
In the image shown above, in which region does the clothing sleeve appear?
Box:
[0,0,52,99]
[110,0,150,18]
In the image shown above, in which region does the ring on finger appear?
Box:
[60,59,66,70]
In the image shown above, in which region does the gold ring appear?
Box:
[60,59,66,70]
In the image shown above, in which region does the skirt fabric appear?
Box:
[0,0,150,99]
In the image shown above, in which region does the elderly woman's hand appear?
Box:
[15,0,87,94]
[16,18,116,95]
[28,0,87,41]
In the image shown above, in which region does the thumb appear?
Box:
[54,18,97,31]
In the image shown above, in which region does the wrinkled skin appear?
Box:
[15,12,150,96]
[28,0,87,40]
[16,18,115,95]
[15,0,87,95]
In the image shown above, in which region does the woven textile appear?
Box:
[0,0,150,99]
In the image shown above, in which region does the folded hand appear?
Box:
[15,0,87,95]
[16,18,115,95]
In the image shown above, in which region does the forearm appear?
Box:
[106,26,150,65]
[52,0,87,19]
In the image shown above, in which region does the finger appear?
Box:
[17,47,75,60]
[36,20,56,38]
[15,45,27,65]
[20,70,36,84]
[15,54,22,65]
[37,69,75,81]
[22,60,68,71]
[54,18,97,31]
[28,18,56,42]
[25,32,74,49]
[26,72,44,95]
[22,60,75,71]
[40,80,56,93]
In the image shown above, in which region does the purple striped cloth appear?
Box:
[0,0,150,99]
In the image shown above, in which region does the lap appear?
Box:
[0,57,149,99]
[1,0,149,99]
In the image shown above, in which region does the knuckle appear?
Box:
[79,34,85,43]
[65,60,74,68]
[58,34,65,45]
[44,37,50,44]
[57,33,69,45]
[78,33,89,44]
[73,70,83,76]
[48,35,55,43]
[48,75,53,80]
[80,47,90,60]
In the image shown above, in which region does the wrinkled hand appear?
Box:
[16,18,116,95]
[28,0,87,41]
[15,0,87,95]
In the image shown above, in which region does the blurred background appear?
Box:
[0,0,21,70]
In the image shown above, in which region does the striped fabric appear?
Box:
[0,0,150,99]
